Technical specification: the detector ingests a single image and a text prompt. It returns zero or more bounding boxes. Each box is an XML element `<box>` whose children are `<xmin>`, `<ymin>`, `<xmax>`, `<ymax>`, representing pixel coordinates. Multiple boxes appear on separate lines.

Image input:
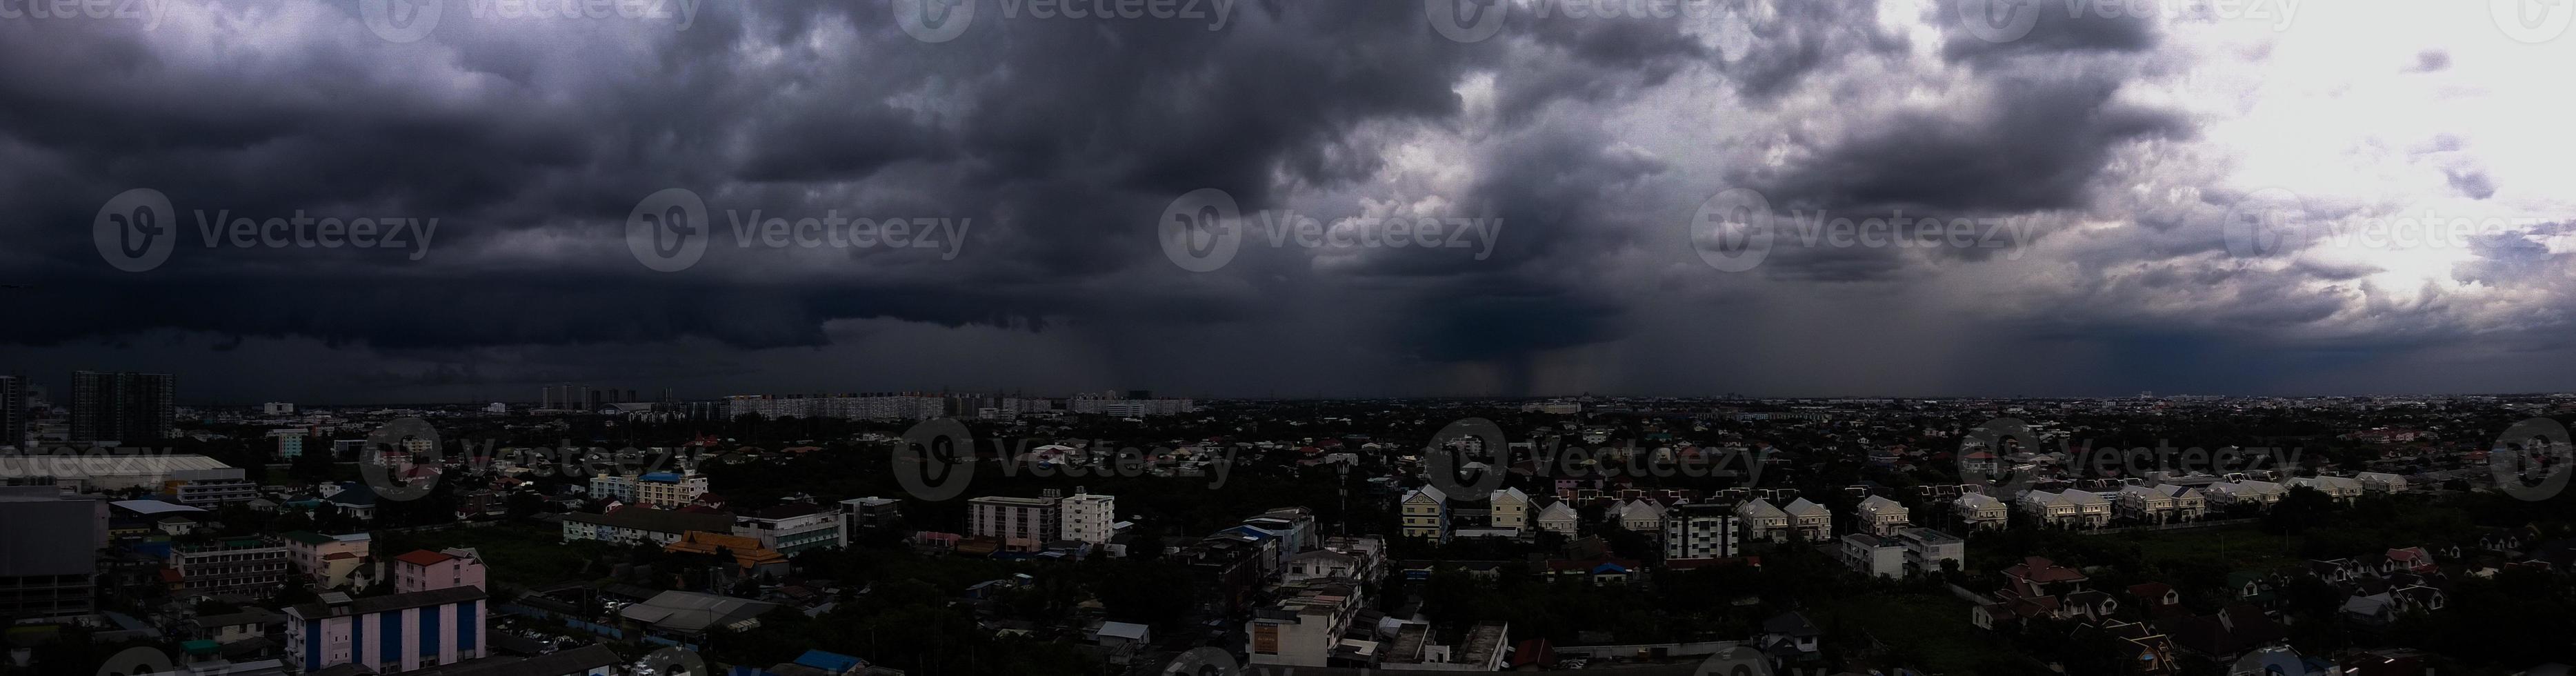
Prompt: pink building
<box><xmin>391</xmin><ymin>548</ymin><xmax>487</xmax><ymax>594</ymax></box>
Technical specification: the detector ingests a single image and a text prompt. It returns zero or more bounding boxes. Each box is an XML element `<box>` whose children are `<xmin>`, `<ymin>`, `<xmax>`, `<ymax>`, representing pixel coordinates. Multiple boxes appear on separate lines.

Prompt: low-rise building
<box><xmin>169</xmin><ymin>536</ymin><xmax>290</xmax><ymax>598</ymax></box>
<box><xmin>559</xmin><ymin>506</ymin><xmax>737</xmax><ymax>546</ymax></box>
<box><xmin>1737</xmin><ymin>499</ymin><xmax>1791</xmax><ymax>542</ymax></box>
<box><xmin>282</xmin><ymin>531</ymin><xmax>372</xmax><ymax>589</ymax></box>
<box><xmin>1784</xmin><ymin>497</ymin><xmax>1833</xmax><ymax>541</ymax></box>
<box><xmin>1855</xmin><ymin>495</ymin><xmax>1910</xmax><ymax>535</ymax></box>
<box><xmin>1532</xmin><ymin>501</ymin><xmax>1578</xmax><ymax>538</ymax></box>
<box><xmin>1244</xmin><ymin>580</ymin><xmax>1369</xmax><ymax>668</ymax></box>
<box><xmin>1955</xmin><ymin>492</ymin><xmax>2009</xmax><ymax>530</ymax></box>
<box><xmin>1488</xmin><ymin>488</ymin><xmax>1529</xmax><ymax>532</ymax></box>
<box><xmin>968</xmin><ymin>495</ymin><xmax>1061</xmax><ymax>553</ymax></box>
<box><xmin>286</xmin><ymin>588</ymin><xmax>488</xmax><ymax>674</ymax></box>
<box><xmin>392</xmin><ymin>548</ymin><xmax>487</xmax><ymax>594</ymax></box>
<box><xmin>2205</xmin><ymin>480</ymin><xmax>2285</xmax><ymax>509</ymax></box>
<box><xmin>1661</xmin><ymin>503</ymin><xmax>1739</xmax><ymax>562</ymax></box>
<box><xmin>1399</xmin><ymin>486</ymin><xmax>1449</xmax><ymax>543</ymax></box>
<box><xmin>2286</xmin><ymin>475</ymin><xmax>2364</xmax><ymax>503</ymax></box>
<box><xmin>732</xmin><ymin>502</ymin><xmax>843</xmax><ymax>555</ymax></box>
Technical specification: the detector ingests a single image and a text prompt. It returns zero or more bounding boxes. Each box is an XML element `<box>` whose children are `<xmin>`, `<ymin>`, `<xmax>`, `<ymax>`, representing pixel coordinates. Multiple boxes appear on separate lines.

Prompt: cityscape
<box><xmin>0</xmin><ymin>375</ymin><xmax>2569</xmax><ymax>675</ymax></box>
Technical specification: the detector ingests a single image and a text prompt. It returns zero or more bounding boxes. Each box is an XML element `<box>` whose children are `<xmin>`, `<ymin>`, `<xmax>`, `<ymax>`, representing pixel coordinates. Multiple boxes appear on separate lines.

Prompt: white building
<box><xmin>1615</xmin><ymin>499</ymin><xmax>1664</xmax><ymax>533</ymax></box>
<box><xmin>2288</xmin><ymin>475</ymin><xmax>2365</xmax><ymax>502</ymax></box>
<box><xmin>1245</xmin><ymin>581</ymin><xmax>1368</xmax><ymax>668</ymax></box>
<box><xmin>588</xmin><ymin>470</ymin><xmax>711</xmax><ymax>509</ymax></box>
<box><xmin>1061</xmin><ymin>488</ymin><xmax>1116</xmax><ymax>546</ymax></box>
<box><xmin>1399</xmin><ymin>486</ymin><xmax>1448</xmax><ymax>542</ymax></box>
<box><xmin>732</xmin><ymin>502</ymin><xmax>843</xmax><ymax>555</ymax></box>
<box><xmin>2116</xmin><ymin>485</ymin><xmax>2180</xmax><ymax>524</ymax></box>
<box><xmin>286</xmin><ymin>588</ymin><xmax>488</xmax><ymax>674</ymax></box>
<box><xmin>2020</xmin><ymin>490</ymin><xmax>2110</xmax><ymax>528</ymax></box>
<box><xmin>1784</xmin><ymin>497</ymin><xmax>1833</xmax><ymax>541</ymax></box>
<box><xmin>1488</xmin><ymin>488</ymin><xmax>1529</xmax><ymax>532</ymax></box>
<box><xmin>1532</xmin><ymin>501</ymin><xmax>1579</xmax><ymax>537</ymax></box>
<box><xmin>1841</xmin><ymin>526</ymin><xmax>1964</xmax><ymax>579</ymax></box>
<box><xmin>2205</xmin><ymin>480</ymin><xmax>2286</xmax><ymax>509</ymax></box>
<box><xmin>2355</xmin><ymin>472</ymin><xmax>2409</xmax><ymax>494</ymax></box>
<box><xmin>1736</xmin><ymin>499</ymin><xmax>1791</xmax><ymax>542</ymax></box>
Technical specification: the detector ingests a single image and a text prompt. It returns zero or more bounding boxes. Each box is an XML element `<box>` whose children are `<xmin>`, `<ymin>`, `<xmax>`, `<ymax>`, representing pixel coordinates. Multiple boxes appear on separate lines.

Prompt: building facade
<box><xmin>1060</xmin><ymin>489</ymin><xmax>1116</xmax><ymax>546</ymax></box>
<box><xmin>732</xmin><ymin>503</ymin><xmax>843</xmax><ymax>555</ymax></box>
<box><xmin>70</xmin><ymin>371</ymin><xmax>174</xmax><ymax>445</ymax></box>
<box><xmin>170</xmin><ymin>536</ymin><xmax>291</xmax><ymax>598</ymax></box>
<box><xmin>968</xmin><ymin>496</ymin><xmax>1061</xmax><ymax>551</ymax></box>
<box><xmin>287</xmin><ymin>588</ymin><xmax>488</xmax><ymax>674</ymax></box>
<box><xmin>393</xmin><ymin>548</ymin><xmax>488</xmax><ymax>594</ymax></box>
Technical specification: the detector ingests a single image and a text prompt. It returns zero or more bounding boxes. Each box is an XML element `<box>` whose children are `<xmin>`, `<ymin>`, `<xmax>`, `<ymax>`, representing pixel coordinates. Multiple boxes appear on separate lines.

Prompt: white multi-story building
<box><xmin>2021</xmin><ymin>490</ymin><xmax>2110</xmax><ymax>528</ymax></box>
<box><xmin>169</xmin><ymin>536</ymin><xmax>291</xmax><ymax>598</ymax></box>
<box><xmin>590</xmin><ymin>470</ymin><xmax>710</xmax><ymax>508</ymax></box>
<box><xmin>1616</xmin><ymin>499</ymin><xmax>1664</xmax><ymax>533</ymax></box>
<box><xmin>1842</xmin><ymin>527</ymin><xmax>1965</xmax><ymax>579</ymax></box>
<box><xmin>1246</xmin><ymin>581</ymin><xmax>1367</xmax><ymax>668</ymax></box>
<box><xmin>1399</xmin><ymin>486</ymin><xmax>1448</xmax><ymax>543</ymax></box>
<box><xmin>1855</xmin><ymin>495</ymin><xmax>1910</xmax><ymax>535</ymax></box>
<box><xmin>1060</xmin><ymin>488</ymin><xmax>1116</xmax><ymax>546</ymax></box>
<box><xmin>286</xmin><ymin>588</ymin><xmax>488</xmax><ymax>674</ymax></box>
<box><xmin>2116</xmin><ymin>485</ymin><xmax>2180</xmax><ymax>524</ymax></box>
<box><xmin>1955</xmin><ymin>493</ymin><xmax>2008</xmax><ymax>530</ymax></box>
<box><xmin>969</xmin><ymin>495</ymin><xmax>1061</xmax><ymax>551</ymax></box>
<box><xmin>1661</xmin><ymin>504</ymin><xmax>1738</xmax><ymax>561</ymax></box>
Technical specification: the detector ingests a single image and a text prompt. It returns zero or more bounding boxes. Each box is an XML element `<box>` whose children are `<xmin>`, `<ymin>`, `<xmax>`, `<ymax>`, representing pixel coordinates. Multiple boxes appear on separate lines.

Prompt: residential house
<box><xmin>392</xmin><ymin>548</ymin><xmax>487</xmax><ymax>594</ymax></box>
<box><xmin>1489</xmin><ymin>488</ymin><xmax>1529</xmax><ymax>532</ymax></box>
<box><xmin>2154</xmin><ymin>604</ymin><xmax>2286</xmax><ymax>666</ymax></box>
<box><xmin>1532</xmin><ymin>501</ymin><xmax>1578</xmax><ymax>538</ymax></box>
<box><xmin>1615</xmin><ymin>498</ymin><xmax>1663</xmax><ymax>533</ymax></box>
<box><xmin>1736</xmin><ymin>499</ymin><xmax>1791</xmax><ymax>543</ymax></box>
<box><xmin>2204</xmin><ymin>481</ymin><xmax>2285</xmax><ymax>510</ymax></box>
<box><xmin>1976</xmin><ymin>557</ymin><xmax>2099</xmax><ymax>630</ymax></box>
<box><xmin>1955</xmin><ymin>493</ymin><xmax>2008</xmax><ymax>530</ymax></box>
<box><xmin>1855</xmin><ymin>495</ymin><xmax>1910</xmax><ymax>536</ymax></box>
<box><xmin>2021</xmin><ymin>490</ymin><xmax>2109</xmax><ymax>528</ymax></box>
<box><xmin>2287</xmin><ymin>475</ymin><xmax>2365</xmax><ymax>503</ymax></box>
<box><xmin>1783</xmin><ymin>497</ymin><xmax>1833</xmax><ymax>541</ymax></box>
<box><xmin>2355</xmin><ymin>472</ymin><xmax>2409</xmax><ymax>494</ymax></box>
<box><xmin>281</xmin><ymin>530</ymin><xmax>372</xmax><ymax>589</ymax></box>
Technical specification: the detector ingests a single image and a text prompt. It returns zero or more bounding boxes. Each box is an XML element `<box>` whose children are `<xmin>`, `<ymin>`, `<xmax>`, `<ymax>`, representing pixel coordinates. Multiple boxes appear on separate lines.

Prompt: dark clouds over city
<box><xmin>2</xmin><ymin>0</ymin><xmax>2572</xmax><ymax>403</ymax></box>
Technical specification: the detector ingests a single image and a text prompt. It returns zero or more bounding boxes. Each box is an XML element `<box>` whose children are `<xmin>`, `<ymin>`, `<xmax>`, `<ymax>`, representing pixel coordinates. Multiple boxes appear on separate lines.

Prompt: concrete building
<box><xmin>1244</xmin><ymin>580</ymin><xmax>1368</xmax><ymax>668</ymax></box>
<box><xmin>166</xmin><ymin>467</ymin><xmax>257</xmax><ymax>506</ymax></box>
<box><xmin>282</xmin><ymin>530</ymin><xmax>373</xmax><ymax>589</ymax></box>
<box><xmin>588</xmin><ymin>470</ymin><xmax>710</xmax><ymax>509</ymax></box>
<box><xmin>392</xmin><ymin>548</ymin><xmax>487</xmax><ymax>594</ymax></box>
<box><xmin>1381</xmin><ymin>621</ymin><xmax>1510</xmax><ymax>671</ymax></box>
<box><xmin>0</xmin><ymin>486</ymin><xmax>101</xmax><ymax>620</ymax></box>
<box><xmin>1855</xmin><ymin>495</ymin><xmax>1910</xmax><ymax>535</ymax></box>
<box><xmin>1660</xmin><ymin>503</ymin><xmax>1738</xmax><ymax>561</ymax></box>
<box><xmin>1060</xmin><ymin>488</ymin><xmax>1116</xmax><ymax>546</ymax></box>
<box><xmin>968</xmin><ymin>495</ymin><xmax>1061</xmax><ymax>552</ymax></box>
<box><xmin>2205</xmin><ymin>480</ymin><xmax>2285</xmax><ymax>509</ymax></box>
<box><xmin>732</xmin><ymin>502</ymin><xmax>842</xmax><ymax>555</ymax></box>
<box><xmin>1736</xmin><ymin>498</ymin><xmax>1791</xmax><ymax>542</ymax></box>
<box><xmin>286</xmin><ymin>587</ymin><xmax>488</xmax><ymax>673</ymax></box>
<box><xmin>169</xmin><ymin>536</ymin><xmax>291</xmax><ymax>599</ymax></box>
<box><xmin>1398</xmin><ymin>486</ymin><xmax>1448</xmax><ymax>543</ymax></box>
<box><xmin>1842</xmin><ymin>527</ymin><xmax>1964</xmax><ymax>579</ymax></box>
<box><xmin>0</xmin><ymin>375</ymin><xmax>24</xmax><ymax>449</ymax></box>
<box><xmin>0</xmin><ymin>453</ymin><xmax>234</xmax><ymax>492</ymax></box>
<box><xmin>837</xmin><ymin>496</ymin><xmax>902</xmax><ymax>536</ymax></box>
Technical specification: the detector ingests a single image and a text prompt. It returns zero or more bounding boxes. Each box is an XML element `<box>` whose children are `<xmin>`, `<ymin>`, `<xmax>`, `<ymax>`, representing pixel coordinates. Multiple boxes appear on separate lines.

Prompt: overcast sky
<box><xmin>3</xmin><ymin>0</ymin><xmax>2573</xmax><ymax>403</ymax></box>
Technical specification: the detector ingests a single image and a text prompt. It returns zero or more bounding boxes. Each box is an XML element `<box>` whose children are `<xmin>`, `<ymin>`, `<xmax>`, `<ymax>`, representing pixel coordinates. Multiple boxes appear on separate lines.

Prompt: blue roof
<box><xmin>641</xmin><ymin>472</ymin><xmax>683</xmax><ymax>482</ymax></box>
<box><xmin>794</xmin><ymin>650</ymin><xmax>865</xmax><ymax>671</ymax></box>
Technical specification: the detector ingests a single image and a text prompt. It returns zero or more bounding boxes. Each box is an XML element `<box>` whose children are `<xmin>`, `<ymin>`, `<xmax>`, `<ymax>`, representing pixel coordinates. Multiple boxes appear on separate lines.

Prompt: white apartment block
<box><xmin>1061</xmin><ymin>488</ymin><xmax>1116</xmax><ymax>545</ymax></box>
<box><xmin>588</xmin><ymin>470</ymin><xmax>712</xmax><ymax>508</ymax></box>
<box><xmin>1841</xmin><ymin>527</ymin><xmax>1964</xmax><ymax>579</ymax></box>
<box><xmin>1661</xmin><ymin>504</ymin><xmax>1739</xmax><ymax>561</ymax></box>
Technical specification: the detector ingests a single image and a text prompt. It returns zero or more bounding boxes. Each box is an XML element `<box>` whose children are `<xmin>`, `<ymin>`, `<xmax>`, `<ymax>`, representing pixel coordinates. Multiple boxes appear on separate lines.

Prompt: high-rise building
<box><xmin>70</xmin><ymin>371</ymin><xmax>174</xmax><ymax>445</ymax></box>
<box><xmin>0</xmin><ymin>487</ymin><xmax>103</xmax><ymax>622</ymax></box>
<box><xmin>0</xmin><ymin>375</ymin><xmax>25</xmax><ymax>449</ymax></box>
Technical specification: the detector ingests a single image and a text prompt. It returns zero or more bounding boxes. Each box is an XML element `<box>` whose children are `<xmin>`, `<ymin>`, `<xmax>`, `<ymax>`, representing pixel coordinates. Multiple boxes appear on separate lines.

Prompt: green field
<box><xmin>2109</xmin><ymin>524</ymin><xmax>2303</xmax><ymax>572</ymax></box>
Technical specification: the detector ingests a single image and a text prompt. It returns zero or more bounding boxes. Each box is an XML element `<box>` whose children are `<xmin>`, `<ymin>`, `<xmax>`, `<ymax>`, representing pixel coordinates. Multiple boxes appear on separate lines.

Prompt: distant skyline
<box><xmin>6</xmin><ymin>2</ymin><xmax>2573</xmax><ymax>402</ymax></box>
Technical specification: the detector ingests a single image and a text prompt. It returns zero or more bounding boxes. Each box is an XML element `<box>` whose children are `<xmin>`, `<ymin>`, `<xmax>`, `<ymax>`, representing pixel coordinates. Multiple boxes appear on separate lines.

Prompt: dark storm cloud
<box><xmin>1939</xmin><ymin>0</ymin><xmax>2160</xmax><ymax>63</ymax></box>
<box><xmin>1761</xmin><ymin>76</ymin><xmax>2186</xmax><ymax>214</ymax></box>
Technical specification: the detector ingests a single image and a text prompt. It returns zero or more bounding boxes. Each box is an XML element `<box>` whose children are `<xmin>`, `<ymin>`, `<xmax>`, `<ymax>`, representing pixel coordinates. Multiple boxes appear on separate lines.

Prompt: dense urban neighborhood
<box><xmin>3</xmin><ymin>375</ymin><xmax>2573</xmax><ymax>675</ymax></box>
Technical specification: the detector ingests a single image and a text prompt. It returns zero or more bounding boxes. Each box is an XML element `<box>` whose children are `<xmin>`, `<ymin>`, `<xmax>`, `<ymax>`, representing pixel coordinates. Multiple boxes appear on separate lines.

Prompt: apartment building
<box><xmin>170</xmin><ymin>536</ymin><xmax>292</xmax><ymax>598</ymax></box>
<box><xmin>1061</xmin><ymin>488</ymin><xmax>1117</xmax><ymax>546</ymax></box>
<box><xmin>968</xmin><ymin>495</ymin><xmax>1061</xmax><ymax>552</ymax></box>
<box><xmin>559</xmin><ymin>506</ymin><xmax>737</xmax><ymax>546</ymax></box>
<box><xmin>1398</xmin><ymin>486</ymin><xmax>1448</xmax><ymax>543</ymax></box>
<box><xmin>392</xmin><ymin>548</ymin><xmax>487</xmax><ymax>594</ymax></box>
<box><xmin>1245</xmin><ymin>580</ymin><xmax>1369</xmax><ymax>668</ymax></box>
<box><xmin>1661</xmin><ymin>504</ymin><xmax>1739</xmax><ymax>561</ymax></box>
<box><xmin>281</xmin><ymin>530</ymin><xmax>372</xmax><ymax>589</ymax></box>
